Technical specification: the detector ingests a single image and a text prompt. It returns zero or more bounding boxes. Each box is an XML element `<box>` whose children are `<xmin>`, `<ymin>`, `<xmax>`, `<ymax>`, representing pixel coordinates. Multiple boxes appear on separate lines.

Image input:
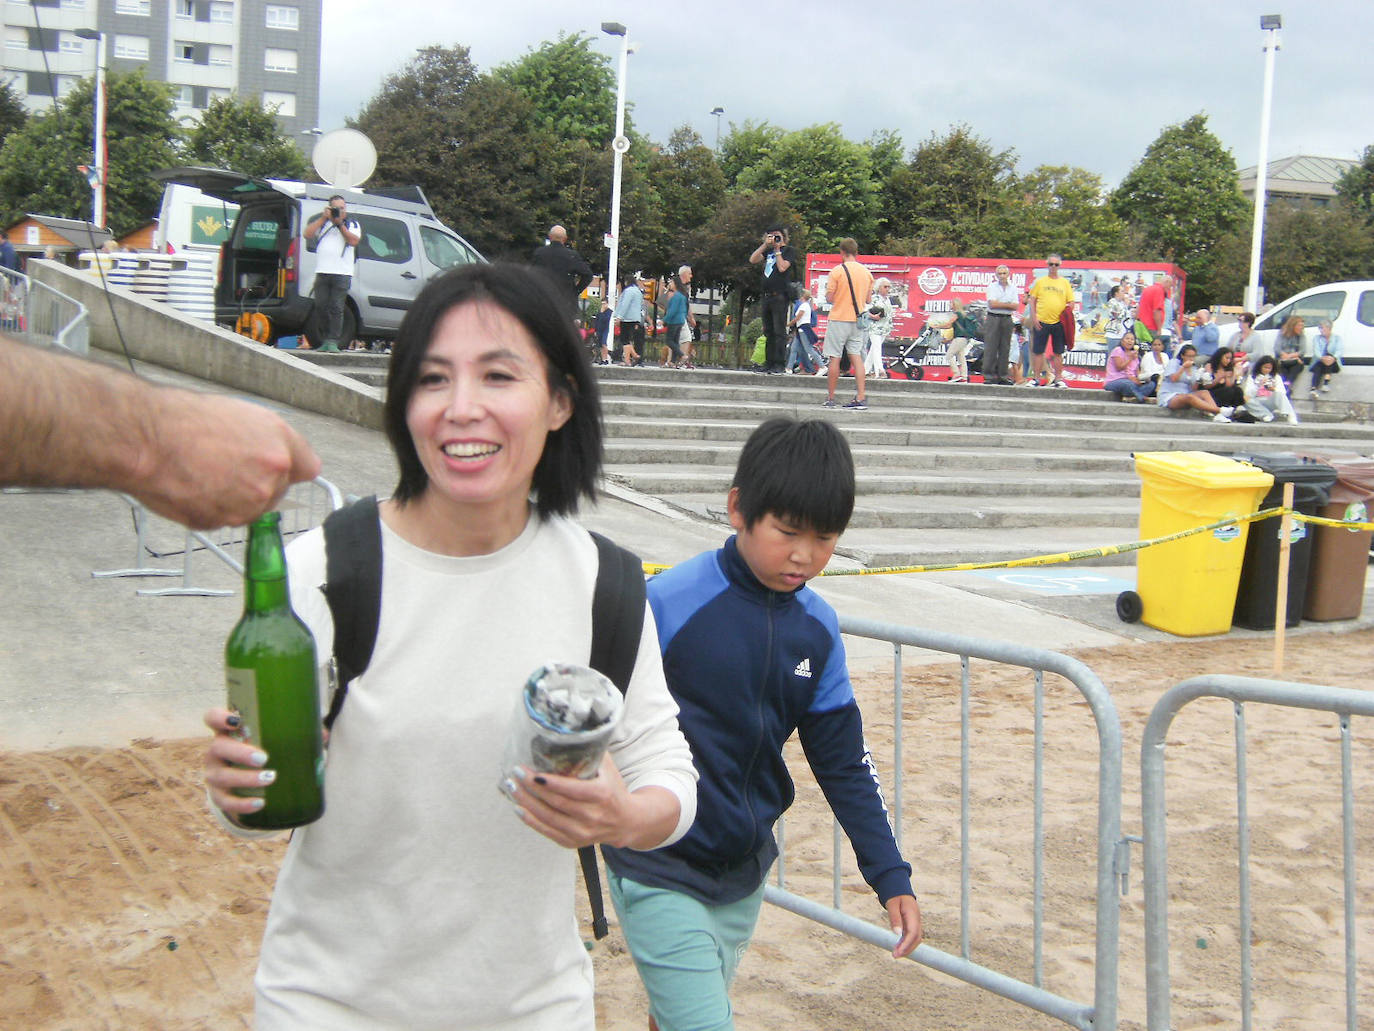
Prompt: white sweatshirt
<box><xmin>234</xmin><ymin>513</ymin><xmax>696</xmax><ymax>1030</ymax></box>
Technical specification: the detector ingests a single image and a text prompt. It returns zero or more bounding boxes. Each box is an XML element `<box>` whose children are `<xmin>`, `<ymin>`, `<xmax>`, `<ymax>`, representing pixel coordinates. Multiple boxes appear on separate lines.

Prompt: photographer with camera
<box><xmin>303</xmin><ymin>194</ymin><xmax>361</xmax><ymax>352</ymax></box>
<box><xmin>749</xmin><ymin>225</ymin><xmax>796</xmax><ymax>374</ymax></box>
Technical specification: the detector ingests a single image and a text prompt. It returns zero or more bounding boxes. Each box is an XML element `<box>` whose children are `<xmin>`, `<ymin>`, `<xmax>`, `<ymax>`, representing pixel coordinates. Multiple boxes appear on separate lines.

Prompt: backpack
<box><xmin>318</xmin><ymin>496</ymin><xmax>647</xmax><ymax>940</ymax></box>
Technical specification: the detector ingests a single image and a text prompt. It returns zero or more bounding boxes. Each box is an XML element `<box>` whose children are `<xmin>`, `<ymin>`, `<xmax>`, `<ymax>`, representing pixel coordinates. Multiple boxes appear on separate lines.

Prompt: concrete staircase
<box><xmin>292</xmin><ymin>352</ymin><xmax>1374</xmax><ymax>570</ymax></box>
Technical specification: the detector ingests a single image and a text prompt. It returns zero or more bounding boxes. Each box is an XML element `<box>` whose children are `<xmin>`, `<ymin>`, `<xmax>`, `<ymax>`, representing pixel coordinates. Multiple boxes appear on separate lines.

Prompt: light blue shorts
<box><xmin>608</xmin><ymin>871</ymin><xmax>767</xmax><ymax>1031</ymax></box>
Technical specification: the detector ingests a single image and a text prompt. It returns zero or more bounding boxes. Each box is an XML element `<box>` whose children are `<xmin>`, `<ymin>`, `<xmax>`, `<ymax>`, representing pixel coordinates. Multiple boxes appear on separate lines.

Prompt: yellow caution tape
<box><xmin>639</xmin><ymin>506</ymin><xmax>1374</xmax><ymax>578</ymax></box>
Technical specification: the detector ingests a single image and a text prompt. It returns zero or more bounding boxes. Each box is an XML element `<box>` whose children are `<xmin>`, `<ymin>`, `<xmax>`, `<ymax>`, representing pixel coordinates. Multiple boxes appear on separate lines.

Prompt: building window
<box><xmin>208</xmin><ymin>43</ymin><xmax>231</xmax><ymax>66</ymax></box>
<box><xmin>261</xmin><ymin>89</ymin><xmax>294</xmax><ymax>117</ymax></box>
<box><xmin>58</xmin><ymin>32</ymin><xmax>84</xmax><ymax>54</ymax></box>
<box><xmin>59</xmin><ymin>0</ymin><xmax>86</xmax><ymax>9</ymax></box>
<box><xmin>210</xmin><ymin>1</ymin><xmax>233</xmax><ymax>22</ymax></box>
<box><xmin>25</xmin><ymin>71</ymin><xmax>54</xmax><ymax>96</ymax></box>
<box><xmin>263</xmin><ymin>47</ymin><xmax>296</xmax><ymax>73</ymax></box>
<box><xmin>174</xmin><ymin>83</ymin><xmax>193</xmax><ymax>106</ymax></box>
<box><xmin>5</xmin><ymin>27</ymin><xmax>27</xmax><ymax>50</ymax></box>
<box><xmin>175</xmin><ymin>0</ymin><xmax>193</xmax><ymax>16</ymax></box>
<box><xmin>265</xmin><ymin>4</ymin><xmax>297</xmax><ymax>29</ymax></box>
<box><xmin>208</xmin><ymin>86</ymin><xmax>230</xmax><ymax>102</ymax></box>
<box><xmin>113</xmin><ymin>34</ymin><xmax>149</xmax><ymax>60</ymax></box>
<box><xmin>56</xmin><ymin>74</ymin><xmax>78</xmax><ymax>96</ymax></box>
<box><xmin>115</xmin><ymin>0</ymin><xmax>150</xmax><ymax>12</ymax></box>
<box><xmin>175</xmin><ymin>42</ymin><xmax>194</xmax><ymax>62</ymax></box>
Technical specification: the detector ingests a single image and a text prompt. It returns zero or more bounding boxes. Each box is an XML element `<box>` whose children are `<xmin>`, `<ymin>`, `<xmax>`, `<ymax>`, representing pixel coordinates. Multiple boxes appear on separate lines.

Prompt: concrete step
<box><xmin>604</xmin><ymin>439</ymin><xmax>1133</xmax><ymax>473</ymax></box>
<box><xmin>606</xmin><ymin>465</ymin><xmax>1141</xmax><ymax>498</ymax></box>
<box><xmin>664</xmin><ymin>492</ymin><xmax>1141</xmax><ymax>531</ymax></box>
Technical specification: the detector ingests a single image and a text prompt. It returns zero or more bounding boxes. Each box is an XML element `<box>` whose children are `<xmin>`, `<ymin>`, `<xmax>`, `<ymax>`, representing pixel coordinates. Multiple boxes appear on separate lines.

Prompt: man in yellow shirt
<box><xmin>1026</xmin><ymin>254</ymin><xmax>1075</xmax><ymax>387</ymax></box>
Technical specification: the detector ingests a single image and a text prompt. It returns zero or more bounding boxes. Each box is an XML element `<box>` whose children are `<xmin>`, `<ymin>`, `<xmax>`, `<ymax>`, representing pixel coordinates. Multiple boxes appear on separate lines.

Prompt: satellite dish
<box><xmin>312</xmin><ymin>129</ymin><xmax>377</xmax><ymax>189</ymax></box>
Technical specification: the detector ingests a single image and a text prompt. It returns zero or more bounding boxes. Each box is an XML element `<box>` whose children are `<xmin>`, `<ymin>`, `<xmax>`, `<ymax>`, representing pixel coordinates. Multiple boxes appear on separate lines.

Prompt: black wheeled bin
<box><xmin>1212</xmin><ymin>453</ymin><xmax>1337</xmax><ymax>630</ymax></box>
<box><xmin>1292</xmin><ymin>451</ymin><xmax>1374</xmax><ymax>621</ymax></box>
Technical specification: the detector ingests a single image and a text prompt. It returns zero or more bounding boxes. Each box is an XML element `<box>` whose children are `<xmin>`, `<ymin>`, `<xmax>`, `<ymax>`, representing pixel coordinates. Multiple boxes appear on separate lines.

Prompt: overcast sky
<box><xmin>318</xmin><ymin>1</ymin><xmax>1372</xmax><ymax>191</ymax></box>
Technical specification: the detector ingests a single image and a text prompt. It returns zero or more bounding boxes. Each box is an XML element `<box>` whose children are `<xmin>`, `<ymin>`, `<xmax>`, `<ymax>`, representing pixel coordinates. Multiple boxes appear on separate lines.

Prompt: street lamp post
<box><xmin>73</xmin><ymin>28</ymin><xmax>105</xmax><ymax>229</ymax></box>
<box><xmin>710</xmin><ymin>106</ymin><xmax>724</xmax><ymax>151</ymax></box>
<box><xmin>1245</xmin><ymin>14</ymin><xmax>1282</xmax><ymax>313</ymax></box>
<box><xmin>601</xmin><ymin>21</ymin><xmax>630</xmax><ymax>318</ymax></box>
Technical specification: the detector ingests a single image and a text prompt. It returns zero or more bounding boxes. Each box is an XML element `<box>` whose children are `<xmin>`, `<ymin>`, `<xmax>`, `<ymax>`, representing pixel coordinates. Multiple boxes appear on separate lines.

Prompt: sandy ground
<box><xmin>2</xmin><ymin>630</ymin><xmax>1371</xmax><ymax>1030</ymax></box>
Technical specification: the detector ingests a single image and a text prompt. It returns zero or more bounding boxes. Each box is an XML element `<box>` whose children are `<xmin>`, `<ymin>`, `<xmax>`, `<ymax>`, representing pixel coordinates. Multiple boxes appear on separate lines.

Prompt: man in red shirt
<box><xmin>1135</xmin><ymin>276</ymin><xmax>1170</xmax><ymax>343</ymax></box>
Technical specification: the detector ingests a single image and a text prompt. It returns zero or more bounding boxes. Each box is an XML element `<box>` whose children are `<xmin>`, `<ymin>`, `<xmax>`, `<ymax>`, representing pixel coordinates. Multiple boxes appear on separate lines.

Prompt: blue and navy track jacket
<box><xmin>603</xmin><ymin>536</ymin><xmax>913</xmax><ymax>907</ymax></box>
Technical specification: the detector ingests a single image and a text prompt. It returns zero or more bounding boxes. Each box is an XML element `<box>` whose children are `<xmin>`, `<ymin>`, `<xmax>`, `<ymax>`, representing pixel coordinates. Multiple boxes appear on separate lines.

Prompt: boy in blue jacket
<box><xmin>603</xmin><ymin>417</ymin><xmax>922</xmax><ymax>1031</ymax></box>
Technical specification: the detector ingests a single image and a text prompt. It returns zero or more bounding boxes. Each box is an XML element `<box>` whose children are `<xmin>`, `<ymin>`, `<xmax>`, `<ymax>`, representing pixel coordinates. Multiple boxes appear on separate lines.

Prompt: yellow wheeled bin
<box><xmin>1123</xmin><ymin>451</ymin><xmax>1274</xmax><ymax>636</ymax></box>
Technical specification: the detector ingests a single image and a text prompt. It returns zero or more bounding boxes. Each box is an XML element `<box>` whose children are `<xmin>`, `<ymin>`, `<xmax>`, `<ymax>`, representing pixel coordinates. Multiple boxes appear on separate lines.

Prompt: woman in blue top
<box><xmin>1156</xmin><ymin>343</ymin><xmax>1234</xmax><ymax>422</ymax></box>
<box><xmin>660</xmin><ymin>279</ymin><xmax>689</xmax><ymax>368</ymax></box>
<box><xmin>1307</xmin><ymin>319</ymin><xmax>1343</xmax><ymax>397</ymax></box>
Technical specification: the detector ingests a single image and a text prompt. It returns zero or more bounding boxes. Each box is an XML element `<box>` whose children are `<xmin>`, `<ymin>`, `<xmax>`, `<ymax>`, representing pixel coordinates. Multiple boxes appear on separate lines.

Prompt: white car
<box><xmin>1244</xmin><ymin>281</ymin><xmax>1374</xmax><ymax>402</ymax></box>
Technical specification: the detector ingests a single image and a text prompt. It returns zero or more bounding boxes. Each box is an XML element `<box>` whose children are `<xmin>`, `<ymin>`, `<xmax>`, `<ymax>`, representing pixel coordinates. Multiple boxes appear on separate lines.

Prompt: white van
<box><xmin>1247</xmin><ymin>281</ymin><xmax>1374</xmax><ymax>402</ymax></box>
<box><xmin>154</xmin><ymin>167</ymin><xmax>485</xmax><ymax>345</ymax></box>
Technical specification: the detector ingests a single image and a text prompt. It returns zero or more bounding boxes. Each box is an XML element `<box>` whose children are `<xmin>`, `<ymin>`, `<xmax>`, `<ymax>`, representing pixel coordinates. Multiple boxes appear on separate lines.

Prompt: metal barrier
<box><xmin>766</xmin><ymin>615</ymin><xmax>1124</xmax><ymax>1031</ymax></box>
<box><xmin>93</xmin><ymin>477</ymin><xmax>343</xmax><ymax>595</ymax></box>
<box><xmin>0</xmin><ymin>265</ymin><xmax>89</xmax><ymax>355</ymax></box>
<box><xmin>1141</xmin><ymin>675</ymin><xmax>1374</xmax><ymax>1031</ymax></box>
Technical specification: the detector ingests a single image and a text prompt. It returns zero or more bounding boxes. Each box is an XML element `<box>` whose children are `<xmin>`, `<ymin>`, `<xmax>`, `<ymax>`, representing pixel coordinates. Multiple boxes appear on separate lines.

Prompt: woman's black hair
<box><xmin>1251</xmin><ymin>353</ymin><xmax>1278</xmax><ymax>376</ymax></box>
<box><xmin>1207</xmin><ymin>347</ymin><xmax>1234</xmax><ymax>371</ymax></box>
<box><xmin>731</xmin><ymin>418</ymin><xmax>855</xmax><ymax>536</ymax></box>
<box><xmin>383</xmin><ymin>262</ymin><xmax>603</xmax><ymax>518</ymax></box>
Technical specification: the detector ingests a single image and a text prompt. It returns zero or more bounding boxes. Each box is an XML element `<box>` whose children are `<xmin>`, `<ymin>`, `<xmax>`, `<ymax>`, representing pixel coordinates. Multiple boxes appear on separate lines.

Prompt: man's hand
<box><xmin>134</xmin><ymin>389</ymin><xmax>321</xmax><ymax>529</ymax></box>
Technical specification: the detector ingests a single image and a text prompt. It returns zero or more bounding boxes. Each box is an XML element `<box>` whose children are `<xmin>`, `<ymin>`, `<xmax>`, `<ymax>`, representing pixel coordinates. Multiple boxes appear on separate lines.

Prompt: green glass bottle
<box><xmin>224</xmin><ymin>511</ymin><xmax>325</xmax><ymax>829</ymax></box>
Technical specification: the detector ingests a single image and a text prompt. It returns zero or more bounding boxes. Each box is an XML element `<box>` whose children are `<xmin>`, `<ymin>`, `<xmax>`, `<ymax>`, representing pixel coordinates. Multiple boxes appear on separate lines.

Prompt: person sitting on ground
<box><xmin>946</xmin><ymin>296</ymin><xmax>978</xmax><ymax>383</ymax></box>
<box><xmin>1307</xmin><ymin>318</ymin><xmax>1343</xmax><ymax>398</ymax></box>
<box><xmin>1274</xmin><ymin>315</ymin><xmax>1308</xmax><ymax>391</ymax></box>
<box><xmin>1156</xmin><ymin>343</ymin><xmax>1234</xmax><ymax>422</ymax></box>
<box><xmin>605</xmin><ymin>417</ymin><xmax>922</xmax><ymax>1031</ymax></box>
<box><xmin>1225</xmin><ymin>310</ymin><xmax>1257</xmax><ymax>357</ymax></box>
<box><xmin>1137</xmin><ymin>333</ymin><xmax>1169</xmax><ymax>398</ymax></box>
<box><xmin>1104</xmin><ymin>329</ymin><xmax>1150</xmax><ymax>402</ymax></box>
<box><xmin>865</xmin><ymin>278</ymin><xmax>895</xmax><ymax>380</ymax></box>
<box><xmin>1198</xmin><ymin>347</ymin><xmax>1246</xmax><ymax>413</ymax></box>
<box><xmin>1241</xmin><ymin>353</ymin><xmax>1299</xmax><ymax>424</ymax></box>
<box><xmin>202</xmin><ymin>262</ymin><xmax>697</xmax><ymax>1030</ymax></box>
<box><xmin>1190</xmin><ymin>308</ymin><xmax>1220</xmax><ymax>358</ymax></box>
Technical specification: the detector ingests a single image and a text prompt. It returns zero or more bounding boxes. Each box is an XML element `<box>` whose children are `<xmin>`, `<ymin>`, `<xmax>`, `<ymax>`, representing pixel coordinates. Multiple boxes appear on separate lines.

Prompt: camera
<box><xmin>329</xmin><ymin>206</ymin><xmax>341</xmax><ymax>219</ymax></box>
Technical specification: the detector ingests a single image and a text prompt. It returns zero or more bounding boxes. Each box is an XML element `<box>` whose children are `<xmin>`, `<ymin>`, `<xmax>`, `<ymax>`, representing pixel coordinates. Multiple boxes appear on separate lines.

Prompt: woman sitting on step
<box><xmin>1156</xmin><ymin>343</ymin><xmax>1235</xmax><ymax>423</ymax></box>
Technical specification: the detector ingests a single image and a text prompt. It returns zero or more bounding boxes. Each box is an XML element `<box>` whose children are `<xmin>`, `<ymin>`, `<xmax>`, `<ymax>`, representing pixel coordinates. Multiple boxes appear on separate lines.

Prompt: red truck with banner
<box><xmin>803</xmin><ymin>254</ymin><xmax>1186</xmax><ymax>389</ymax></box>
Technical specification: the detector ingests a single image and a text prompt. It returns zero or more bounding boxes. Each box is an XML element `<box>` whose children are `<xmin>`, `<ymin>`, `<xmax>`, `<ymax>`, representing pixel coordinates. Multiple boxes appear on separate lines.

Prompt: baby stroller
<box><xmin>880</xmin><ymin>323</ymin><xmax>943</xmax><ymax>380</ymax></box>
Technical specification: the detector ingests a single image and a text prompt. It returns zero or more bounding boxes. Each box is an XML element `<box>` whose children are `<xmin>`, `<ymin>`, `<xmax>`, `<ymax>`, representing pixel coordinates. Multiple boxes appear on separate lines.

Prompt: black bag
<box><xmin>319</xmin><ymin>497</ymin><xmax>646</xmax><ymax>940</ymax></box>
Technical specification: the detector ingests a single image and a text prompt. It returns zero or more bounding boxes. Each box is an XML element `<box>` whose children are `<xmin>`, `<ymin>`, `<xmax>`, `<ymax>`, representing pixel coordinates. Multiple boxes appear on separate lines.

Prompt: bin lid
<box><xmin>1134</xmin><ymin>451</ymin><xmax>1274</xmax><ymax>489</ymax></box>
<box><xmin>1291</xmin><ymin>450</ymin><xmax>1374</xmax><ymax>506</ymax></box>
<box><xmin>1211</xmin><ymin>451</ymin><xmax>1338</xmax><ymax>508</ymax></box>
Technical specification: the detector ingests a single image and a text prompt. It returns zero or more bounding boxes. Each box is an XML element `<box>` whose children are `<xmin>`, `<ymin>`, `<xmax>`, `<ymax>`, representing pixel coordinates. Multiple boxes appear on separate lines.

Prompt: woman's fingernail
<box><xmin>500</xmin><ymin>778</ymin><xmax>518</xmax><ymax>797</ymax></box>
<box><xmin>226</xmin><ymin>713</ymin><xmax>242</xmax><ymax>728</ymax></box>
<box><xmin>533</xmin><ymin>775</ymin><xmax>548</xmax><ymax>786</ymax></box>
<box><xmin>246</xmin><ymin>798</ymin><xmax>266</xmax><ymax>810</ymax></box>
<box><xmin>250</xmin><ymin>750</ymin><xmax>268</xmax><ymax>767</ymax></box>
<box><xmin>512</xmin><ymin>767</ymin><xmax>527</xmax><ymax>780</ymax></box>
<box><xmin>257</xmin><ymin>769</ymin><xmax>277</xmax><ymax>785</ymax></box>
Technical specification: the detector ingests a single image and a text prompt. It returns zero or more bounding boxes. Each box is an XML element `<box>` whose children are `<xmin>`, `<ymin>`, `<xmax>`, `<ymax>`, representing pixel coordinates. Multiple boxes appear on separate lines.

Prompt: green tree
<box><xmin>992</xmin><ymin>165</ymin><xmax>1128</xmax><ymax>260</ymax></box>
<box><xmin>0</xmin><ymin>70</ymin><xmax>179</xmax><ymax>235</ymax></box>
<box><xmin>183</xmin><ymin>95</ymin><xmax>308</xmax><ymax>179</ymax></box>
<box><xmin>1250</xmin><ymin>200</ymin><xmax>1374</xmax><ymax>303</ymax></box>
<box><xmin>1111</xmin><ymin>113</ymin><xmax>1248</xmax><ymax>303</ymax></box>
<box><xmin>0</xmin><ymin>80</ymin><xmax>26</xmax><ymax>152</ymax></box>
<box><xmin>735</xmin><ymin>123</ymin><xmax>877</xmax><ymax>249</ymax></box>
<box><xmin>494</xmin><ymin>32</ymin><xmax>618</xmax><ymax>147</ymax></box>
<box><xmin>718</xmin><ymin>120</ymin><xmax>784</xmax><ymax>188</ymax></box>
<box><xmin>880</xmin><ymin>124</ymin><xmax>1018</xmax><ymax>254</ymax></box>
<box><xmin>1334</xmin><ymin>144</ymin><xmax>1374</xmax><ymax>222</ymax></box>
<box><xmin>648</xmin><ymin>126</ymin><xmax>726</xmax><ymax>273</ymax></box>
<box><xmin>352</xmin><ymin>45</ymin><xmax>558</xmax><ymax>260</ymax></box>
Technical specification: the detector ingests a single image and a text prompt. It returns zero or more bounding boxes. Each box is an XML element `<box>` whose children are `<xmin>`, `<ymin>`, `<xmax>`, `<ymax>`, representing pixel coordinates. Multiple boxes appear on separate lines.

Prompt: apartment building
<box><xmin>1</xmin><ymin>0</ymin><xmax>321</xmax><ymax>141</ymax></box>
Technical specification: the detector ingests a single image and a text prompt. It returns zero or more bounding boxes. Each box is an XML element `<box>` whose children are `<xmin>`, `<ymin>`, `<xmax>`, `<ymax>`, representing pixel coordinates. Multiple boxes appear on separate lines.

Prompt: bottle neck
<box><xmin>243</xmin><ymin>513</ymin><xmax>291</xmax><ymax>614</ymax></box>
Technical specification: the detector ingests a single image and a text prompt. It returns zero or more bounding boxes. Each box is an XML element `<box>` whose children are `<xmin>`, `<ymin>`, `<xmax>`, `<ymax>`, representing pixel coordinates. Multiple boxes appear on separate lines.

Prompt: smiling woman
<box><xmin>201</xmin><ymin>263</ymin><xmax>697</xmax><ymax>1031</ymax></box>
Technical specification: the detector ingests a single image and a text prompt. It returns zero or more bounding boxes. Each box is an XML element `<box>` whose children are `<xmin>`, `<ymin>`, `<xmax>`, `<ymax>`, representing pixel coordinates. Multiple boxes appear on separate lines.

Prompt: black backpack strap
<box><xmin>319</xmin><ymin>496</ymin><xmax>382</xmax><ymax>732</ymax></box>
<box><xmin>582</xmin><ymin>531</ymin><xmax>647</xmax><ymax>939</ymax></box>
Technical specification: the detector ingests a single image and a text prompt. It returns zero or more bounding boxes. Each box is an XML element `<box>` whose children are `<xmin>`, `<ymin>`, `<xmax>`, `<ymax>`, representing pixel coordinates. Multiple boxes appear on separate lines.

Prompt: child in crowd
<box><xmin>604</xmin><ymin>418</ymin><xmax>922</xmax><ymax>1031</ymax></box>
<box><xmin>1137</xmin><ymin>333</ymin><xmax>1170</xmax><ymax>398</ymax></box>
<box><xmin>1242</xmin><ymin>353</ymin><xmax>1300</xmax><ymax>424</ymax></box>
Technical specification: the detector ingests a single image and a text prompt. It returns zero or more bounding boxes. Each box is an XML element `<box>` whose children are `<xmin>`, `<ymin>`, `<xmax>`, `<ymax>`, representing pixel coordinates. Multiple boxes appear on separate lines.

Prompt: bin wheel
<box><xmin>1116</xmin><ymin>590</ymin><xmax>1143</xmax><ymax>623</ymax></box>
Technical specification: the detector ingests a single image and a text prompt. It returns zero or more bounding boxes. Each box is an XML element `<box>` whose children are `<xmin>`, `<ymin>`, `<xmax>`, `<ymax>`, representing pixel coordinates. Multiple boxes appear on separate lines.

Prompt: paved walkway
<box><xmin>2</xmin><ymin>353</ymin><xmax>1367</xmax><ymax>751</ymax></box>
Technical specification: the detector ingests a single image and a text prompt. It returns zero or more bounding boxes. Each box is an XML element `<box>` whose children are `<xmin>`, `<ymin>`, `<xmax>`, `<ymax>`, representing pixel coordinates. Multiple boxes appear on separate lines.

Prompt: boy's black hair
<box><xmin>384</xmin><ymin>261</ymin><xmax>603</xmax><ymax>518</ymax></box>
<box><xmin>731</xmin><ymin>418</ymin><xmax>855</xmax><ymax>536</ymax></box>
